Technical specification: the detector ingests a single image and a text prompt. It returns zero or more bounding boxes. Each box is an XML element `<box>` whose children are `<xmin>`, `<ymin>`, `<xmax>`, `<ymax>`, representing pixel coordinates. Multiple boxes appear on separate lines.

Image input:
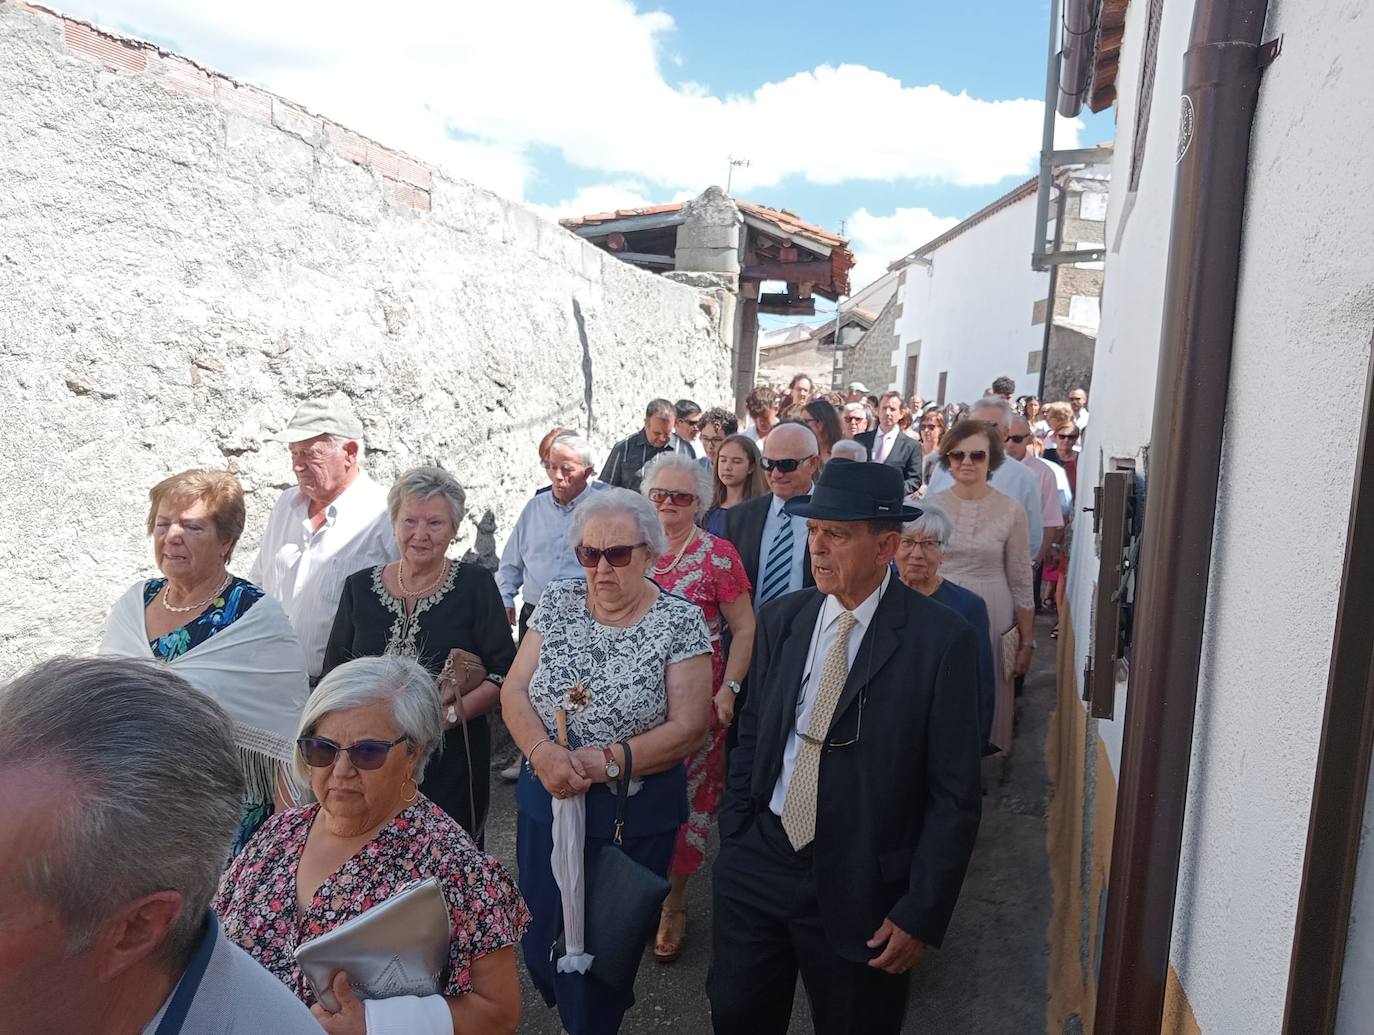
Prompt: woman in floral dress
<box><xmin>639</xmin><ymin>453</ymin><xmax>755</xmax><ymax>963</ymax></box>
<box><xmin>216</xmin><ymin>655</ymin><xmax>528</xmax><ymax>1033</ymax></box>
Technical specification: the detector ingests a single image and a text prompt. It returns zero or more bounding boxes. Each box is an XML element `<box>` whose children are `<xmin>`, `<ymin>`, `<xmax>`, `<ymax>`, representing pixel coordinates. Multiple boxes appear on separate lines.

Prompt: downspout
<box><xmin>1037</xmin><ymin>180</ymin><xmax>1067</xmax><ymax>402</ymax></box>
<box><xmin>1092</xmin><ymin>2</ymin><xmax>1273</xmax><ymax>1033</ymax></box>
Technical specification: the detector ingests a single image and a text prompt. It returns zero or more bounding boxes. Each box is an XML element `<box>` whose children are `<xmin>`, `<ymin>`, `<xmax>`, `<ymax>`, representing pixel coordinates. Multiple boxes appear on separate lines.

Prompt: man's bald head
<box><xmin>1006</xmin><ymin>414</ymin><xmax>1032</xmax><ymax>460</ymax></box>
<box><xmin>970</xmin><ymin>397</ymin><xmax>1012</xmax><ymax>433</ymax></box>
<box><xmin>763</xmin><ymin>421</ymin><xmax>818</xmax><ymax>458</ymax></box>
<box><xmin>762</xmin><ymin>422</ymin><xmax>820</xmax><ymax>501</ymax></box>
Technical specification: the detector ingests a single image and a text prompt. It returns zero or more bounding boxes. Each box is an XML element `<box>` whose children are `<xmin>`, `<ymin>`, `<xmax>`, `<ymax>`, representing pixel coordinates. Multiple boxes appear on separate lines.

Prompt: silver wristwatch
<box><xmin>725</xmin><ymin>679</ymin><xmax>742</xmax><ymax>695</ymax></box>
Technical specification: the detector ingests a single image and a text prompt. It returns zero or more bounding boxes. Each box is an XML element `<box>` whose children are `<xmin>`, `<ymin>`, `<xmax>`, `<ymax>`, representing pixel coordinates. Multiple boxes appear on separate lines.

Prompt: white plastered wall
<box><xmin>1065</xmin><ymin>0</ymin><xmax>1374</xmax><ymax>1029</ymax></box>
<box><xmin>892</xmin><ymin>195</ymin><xmax>1050</xmax><ymax>406</ymax></box>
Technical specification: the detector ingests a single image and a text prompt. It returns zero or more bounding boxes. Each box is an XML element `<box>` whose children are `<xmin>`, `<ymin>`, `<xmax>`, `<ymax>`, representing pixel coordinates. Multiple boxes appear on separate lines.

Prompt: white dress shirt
<box><xmin>756</xmin><ymin>492</ymin><xmax>811</xmax><ymax>610</ymax></box>
<box><xmin>871</xmin><ymin>426</ymin><xmax>900</xmax><ymax>462</ymax></box>
<box><xmin>925</xmin><ymin>457</ymin><xmax>1044</xmax><ymax>560</ymax></box>
<box><xmin>249</xmin><ymin>471</ymin><xmax>397</xmax><ymax>677</ymax></box>
<box><xmin>1021</xmin><ymin>454</ymin><xmax>1065</xmax><ymax>530</ymax></box>
<box><xmin>770</xmin><ymin>569</ymin><xmax>891</xmax><ymax>816</ymax></box>
<box><xmin>496</xmin><ymin>481</ymin><xmax>606</xmax><ymax>610</ymax></box>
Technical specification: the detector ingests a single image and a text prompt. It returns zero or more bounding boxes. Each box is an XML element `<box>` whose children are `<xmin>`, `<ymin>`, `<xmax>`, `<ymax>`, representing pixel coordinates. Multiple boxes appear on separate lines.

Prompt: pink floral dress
<box><xmin>653</xmin><ymin>529</ymin><xmax>752</xmax><ymax>875</ymax></box>
<box><xmin>214</xmin><ymin>795</ymin><xmax>530</xmax><ymax>1005</ymax></box>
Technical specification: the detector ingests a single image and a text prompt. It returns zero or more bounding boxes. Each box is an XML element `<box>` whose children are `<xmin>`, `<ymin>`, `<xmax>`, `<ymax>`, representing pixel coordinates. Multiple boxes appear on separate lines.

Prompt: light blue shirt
<box><xmin>756</xmin><ymin>491</ymin><xmax>812</xmax><ymax>610</ymax></box>
<box><xmin>496</xmin><ymin>481</ymin><xmax>607</xmax><ymax>609</ymax></box>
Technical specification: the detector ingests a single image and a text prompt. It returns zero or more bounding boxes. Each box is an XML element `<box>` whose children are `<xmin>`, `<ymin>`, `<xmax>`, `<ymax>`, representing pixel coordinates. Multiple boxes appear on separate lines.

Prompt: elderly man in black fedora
<box><xmin>707</xmin><ymin>460</ymin><xmax>984</xmax><ymax>1035</ymax></box>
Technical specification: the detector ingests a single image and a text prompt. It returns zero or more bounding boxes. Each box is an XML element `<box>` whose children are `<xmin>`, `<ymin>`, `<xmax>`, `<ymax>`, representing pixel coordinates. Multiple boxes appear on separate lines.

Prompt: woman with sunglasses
<box><xmin>702</xmin><ymin>432</ymin><xmax>768</xmax><ymax>538</ymax></box>
<box><xmin>637</xmin><ymin>453</ymin><xmax>755</xmax><ymax>963</ymax></box>
<box><xmin>217</xmin><ymin>655</ymin><xmax>528</xmax><ymax>1034</ymax></box>
<box><xmin>500</xmin><ymin>488</ymin><xmax>713</xmax><ymax>1033</ymax></box>
<box><xmin>929</xmin><ymin>420</ymin><xmax>1035</xmax><ymax>755</ymax></box>
<box><xmin>322</xmin><ymin>466</ymin><xmax>515</xmax><ymax>846</ymax></box>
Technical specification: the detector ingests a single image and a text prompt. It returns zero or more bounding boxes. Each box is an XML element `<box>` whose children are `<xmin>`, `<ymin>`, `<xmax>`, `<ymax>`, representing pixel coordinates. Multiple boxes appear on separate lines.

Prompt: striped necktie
<box><xmin>757</xmin><ymin>511</ymin><xmax>795</xmax><ymax>606</ymax></box>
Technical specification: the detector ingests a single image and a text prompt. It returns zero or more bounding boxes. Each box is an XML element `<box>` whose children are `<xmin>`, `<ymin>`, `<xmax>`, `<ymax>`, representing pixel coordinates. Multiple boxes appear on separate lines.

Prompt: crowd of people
<box><xmin>0</xmin><ymin>372</ymin><xmax>1088</xmax><ymax>1035</ymax></box>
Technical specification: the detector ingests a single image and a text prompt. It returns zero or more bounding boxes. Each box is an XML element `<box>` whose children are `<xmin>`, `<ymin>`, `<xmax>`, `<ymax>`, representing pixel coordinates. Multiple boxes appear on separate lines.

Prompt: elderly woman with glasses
<box><xmin>501</xmin><ymin>488</ymin><xmax>712</xmax><ymax>1033</ymax></box>
<box><xmin>896</xmin><ymin>501</ymin><xmax>996</xmax><ymax>752</ymax></box>
<box><xmin>929</xmin><ymin>420</ymin><xmax>1035</xmax><ymax>755</ymax></box>
<box><xmin>637</xmin><ymin>453</ymin><xmax>754</xmax><ymax>962</ymax></box>
<box><xmin>323</xmin><ymin>465</ymin><xmax>515</xmax><ymax>845</ymax></box>
<box><xmin>216</xmin><ymin>655</ymin><xmax>528</xmax><ymax>1035</ymax></box>
<box><xmin>840</xmin><ymin>401</ymin><xmax>870</xmax><ymax>439</ymax></box>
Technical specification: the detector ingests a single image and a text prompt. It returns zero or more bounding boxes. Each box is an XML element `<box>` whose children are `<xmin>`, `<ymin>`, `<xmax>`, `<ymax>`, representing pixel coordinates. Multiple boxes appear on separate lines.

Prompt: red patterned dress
<box><xmin>214</xmin><ymin>795</ymin><xmax>530</xmax><ymax>1006</ymax></box>
<box><xmin>652</xmin><ymin>529</ymin><xmax>752</xmax><ymax>875</ymax></box>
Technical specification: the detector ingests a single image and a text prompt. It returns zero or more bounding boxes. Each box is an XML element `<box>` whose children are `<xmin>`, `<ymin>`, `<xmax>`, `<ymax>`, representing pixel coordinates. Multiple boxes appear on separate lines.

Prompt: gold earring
<box><xmin>402</xmin><ymin>777</ymin><xmax>418</xmax><ymax>803</ymax></box>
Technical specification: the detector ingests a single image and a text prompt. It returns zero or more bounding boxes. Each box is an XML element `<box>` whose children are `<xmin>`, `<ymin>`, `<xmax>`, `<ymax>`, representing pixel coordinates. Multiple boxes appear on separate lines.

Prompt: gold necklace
<box><xmin>397</xmin><ymin>558</ymin><xmax>448</xmax><ymax>597</ymax></box>
<box><xmin>652</xmin><ymin>528</ymin><xmax>698</xmax><ymax>575</ymax></box>
<box><xmin>161</xmin><ymin>572</ymin><xmax>232</xmax><ymax>614</ymax></box>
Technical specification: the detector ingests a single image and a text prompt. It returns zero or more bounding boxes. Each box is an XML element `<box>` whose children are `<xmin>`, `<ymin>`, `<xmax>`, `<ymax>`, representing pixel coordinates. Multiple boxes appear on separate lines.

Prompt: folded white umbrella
<box><xmin>551</xmin><ymin>793</ymin><xmax>594</xmax><ymax>974</ymax></box>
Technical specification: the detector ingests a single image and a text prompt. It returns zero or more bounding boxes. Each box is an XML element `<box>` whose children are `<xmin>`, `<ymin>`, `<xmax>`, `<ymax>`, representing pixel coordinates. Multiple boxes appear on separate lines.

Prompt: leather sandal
<box><xmin>654</xmin><ymin>906</ymin><xmax>688</xmax><ymax>963</ymax></box>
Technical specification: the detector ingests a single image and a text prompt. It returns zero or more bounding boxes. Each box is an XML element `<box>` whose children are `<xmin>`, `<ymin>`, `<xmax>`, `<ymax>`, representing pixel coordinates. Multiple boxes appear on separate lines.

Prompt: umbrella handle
<box><xmin>555</xmin><ymin>707</ymin><xmax>570</xmax><ymax>748</ymax></box>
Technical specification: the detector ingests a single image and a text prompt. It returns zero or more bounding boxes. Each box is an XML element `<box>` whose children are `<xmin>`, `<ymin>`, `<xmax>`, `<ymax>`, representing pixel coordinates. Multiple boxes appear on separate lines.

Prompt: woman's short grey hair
<box><xmin>0</xmin><ymin>657</ymin><xmax>244</xmax><ymax>965</ymax></box>
<box><xmin>639</xmin><ymin>452</ymin><xmax>712</xmax><ymax>522</ymax></box>
<box><xmin>903</xmin><ymin>499</ymin><xmax>953</xmax><ymax>545</ymax></box>
<box><xmin>388</xmin><ymin>465</ymin><xmax>466</xmax><ymax>528</ymax></box>
<box><xmin>549</xmin><ymin>432</ymin><xmax>596</xmax><ymax>469</ymax></box>
<box><xmin>830</xmin><ymin>439</ymin><xmax>868</xmax><ymax>462</ymax></box>
<box><xmin>568</xmin><ymin>486</ymin><xmax>667</xmax><ymax>558</ymax></box>
<box><xmin>842</xmin><ymin>401</ymin><xmax>868</xmax><ymax>415</ymax></box>
<box><xmin>297</xmin><ymin>656</ymin><xmax>444</xmax><ymax>787</ymax></box>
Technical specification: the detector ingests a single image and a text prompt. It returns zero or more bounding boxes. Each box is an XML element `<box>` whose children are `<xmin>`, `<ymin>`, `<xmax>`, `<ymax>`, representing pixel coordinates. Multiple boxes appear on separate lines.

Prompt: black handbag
<box><xmin>556</xmin><ymin>741</ymin><xmax>671</xmax><ymax>993</ymax></box>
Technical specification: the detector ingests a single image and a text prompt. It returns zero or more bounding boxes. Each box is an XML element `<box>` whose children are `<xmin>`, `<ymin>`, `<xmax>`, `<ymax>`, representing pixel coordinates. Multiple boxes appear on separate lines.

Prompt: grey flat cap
<box><xmin>846</xmin><ymin>381</ymin><xmax>869</xmax><ymax>393</ymax></box>
<box><xmin>266</xmin><ymin>392</ymin><xmax>365</xmax><ymax>443</ymax></box>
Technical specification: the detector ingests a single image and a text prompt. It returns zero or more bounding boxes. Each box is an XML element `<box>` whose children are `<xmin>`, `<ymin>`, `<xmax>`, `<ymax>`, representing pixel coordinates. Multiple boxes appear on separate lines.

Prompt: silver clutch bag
<box><xmin>293</xmin><ymin>877</ymin><xmax>452</xmax><ymax>1011</ymax></box>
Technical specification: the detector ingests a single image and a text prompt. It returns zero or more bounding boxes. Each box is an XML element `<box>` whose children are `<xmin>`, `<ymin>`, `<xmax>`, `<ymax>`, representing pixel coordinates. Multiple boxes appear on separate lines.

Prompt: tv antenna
<box><xmin>726</xmin><ymin>155</ymin><xmax>752</xmax><ymax>195</ymax></box>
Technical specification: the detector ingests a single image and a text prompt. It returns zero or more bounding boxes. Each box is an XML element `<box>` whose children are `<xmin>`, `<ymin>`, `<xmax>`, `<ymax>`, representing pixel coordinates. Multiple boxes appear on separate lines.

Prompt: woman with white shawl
<box><xmin>100</xmin><ymin>469</ymin><xmax>309</xmax><ymax>855</ymax></box>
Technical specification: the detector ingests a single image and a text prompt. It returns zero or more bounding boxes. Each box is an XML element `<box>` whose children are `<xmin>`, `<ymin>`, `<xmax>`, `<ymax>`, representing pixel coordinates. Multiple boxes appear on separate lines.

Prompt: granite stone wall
<box><xmin>0</xmin><ymin>3</ymin><xmax>731</xmax><ymax>675</ymax></box>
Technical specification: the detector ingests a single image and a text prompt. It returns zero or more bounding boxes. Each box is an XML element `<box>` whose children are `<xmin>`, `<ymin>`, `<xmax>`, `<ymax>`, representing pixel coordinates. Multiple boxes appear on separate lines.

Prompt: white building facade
<box><xmin>1049</xmin><ymin>0</ymin><xmax>1374</xmax><ymax>1031</ymax></box>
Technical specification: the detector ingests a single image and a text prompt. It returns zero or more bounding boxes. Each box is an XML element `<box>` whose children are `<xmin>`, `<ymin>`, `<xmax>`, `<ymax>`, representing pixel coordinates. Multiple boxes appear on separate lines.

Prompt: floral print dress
<box><xmin>651</xmin><ymin>530</ymin><xmax>752</xmax><ymax>875</ymax></box>
<box><xmin>215</xmin><ymin>795</ymin><xmax>530</xmax><ymax>1006</ymax></box>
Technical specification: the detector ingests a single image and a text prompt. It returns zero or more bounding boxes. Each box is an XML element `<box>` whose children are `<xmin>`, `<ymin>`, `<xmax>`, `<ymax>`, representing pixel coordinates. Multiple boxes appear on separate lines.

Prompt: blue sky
<box><xmin>59</xmin><ymin>0</ymin><xmax>1114</xmax><ymax>297</ymax></box>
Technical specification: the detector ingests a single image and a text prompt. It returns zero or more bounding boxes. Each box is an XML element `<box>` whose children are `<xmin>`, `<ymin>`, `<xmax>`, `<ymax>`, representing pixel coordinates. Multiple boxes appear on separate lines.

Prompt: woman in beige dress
<box><xmin>930</xmin><ymin>420</ymin><xmax>1035</xmax><ymax>754</ymax></box>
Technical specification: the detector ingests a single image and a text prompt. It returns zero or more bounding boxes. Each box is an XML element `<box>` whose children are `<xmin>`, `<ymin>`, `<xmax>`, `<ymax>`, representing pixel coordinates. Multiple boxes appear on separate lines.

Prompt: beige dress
<box><xmin>932</xmin><ymin>487</ymin><xmax>1035</xmax><ymax>753</ymax></box>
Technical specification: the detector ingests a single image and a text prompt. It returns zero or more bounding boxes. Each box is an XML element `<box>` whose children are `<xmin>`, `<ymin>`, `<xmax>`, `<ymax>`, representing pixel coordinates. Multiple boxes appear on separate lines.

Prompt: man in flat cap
<box><xmin>708</xmin><ymin>460</ymin><xmax>983</xmax><ymax>1034</ymax></box>
<box><xmin>250</xmin><ymin>393</ymin><xmax>397</xmax><ymax>683</ymax></box>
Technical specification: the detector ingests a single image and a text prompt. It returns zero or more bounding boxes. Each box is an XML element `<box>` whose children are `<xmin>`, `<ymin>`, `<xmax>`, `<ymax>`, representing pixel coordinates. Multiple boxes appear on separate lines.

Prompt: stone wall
<box><xmin>844</xmin><ymin>295</ymin><xmax>900</xmax><ymax>394</ymax></box>
<box><xmin>0</xmin><ymin>3</ymin><xmax>731</xmax><ymax>676</ymax></box>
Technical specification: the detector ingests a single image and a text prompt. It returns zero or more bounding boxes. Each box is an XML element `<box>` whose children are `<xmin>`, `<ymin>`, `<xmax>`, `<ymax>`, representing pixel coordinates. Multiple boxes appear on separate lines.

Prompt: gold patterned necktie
<box><xmin>781</xmin><ymin>609</ymin><xmax>859</xmax><ymax>850</ymax></box>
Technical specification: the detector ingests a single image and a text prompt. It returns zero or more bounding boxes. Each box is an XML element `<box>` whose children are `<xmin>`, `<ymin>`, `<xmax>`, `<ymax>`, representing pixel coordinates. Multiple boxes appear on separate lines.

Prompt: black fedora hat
<box><xmin>782</xmin><ymin>459</ymin><xmax>922</xmax><ymax>522</ymax></box>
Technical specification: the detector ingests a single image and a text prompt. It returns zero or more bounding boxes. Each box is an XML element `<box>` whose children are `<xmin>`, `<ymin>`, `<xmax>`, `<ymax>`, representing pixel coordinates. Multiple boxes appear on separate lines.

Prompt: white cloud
<box><xmin>524</xmin><ymin>182</ymin><xmax>656</xmax><ymax>225</ymax></box>
<box><xmin>55</xmin><ymin>0</ymin><xmax>1080</xmax><ymax>204</ymax></box>
<box><xmin>845</xmin><ymin>206</ymin><xmax>960</xmax><ymax>292</ymax></box>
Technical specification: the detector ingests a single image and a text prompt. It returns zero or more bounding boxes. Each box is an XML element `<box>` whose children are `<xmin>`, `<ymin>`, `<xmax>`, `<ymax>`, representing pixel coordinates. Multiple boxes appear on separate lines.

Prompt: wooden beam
<box><xmin>571</xmin><ymin>212</ymin><xmax>687</xmax><ymax>237</ymax></box>
<box><xmin>607</xmin><ymin>251</ymin><xmax>675</xmax><ymax>268</ymax></box>
<box><xmin>758</xmin><ymin>293</ymin><xmax>815</xmax><ymax>316</ymax></box>
<box><xmin>740</xmin><ymin>259</ymin><xmax>833</xmax><ymax>283</ymax></box>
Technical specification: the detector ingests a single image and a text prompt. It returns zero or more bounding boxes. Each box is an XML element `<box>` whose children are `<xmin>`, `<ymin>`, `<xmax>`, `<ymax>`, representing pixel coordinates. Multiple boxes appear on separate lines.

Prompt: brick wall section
<box><xmin>0</xmin><ymin>2</ymin><xmax>732</xmax><ymax>675</ymax></box>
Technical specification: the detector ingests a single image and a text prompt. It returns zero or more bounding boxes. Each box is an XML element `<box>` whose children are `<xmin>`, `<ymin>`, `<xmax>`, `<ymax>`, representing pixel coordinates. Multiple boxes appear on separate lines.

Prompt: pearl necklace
<box><xmin>161</xmin><ymin>573</ymin><xmax>232</xmax><ymax>614</ymax></box>
<box><xmin>653</xmin><ymin>528</ymin><xmax>698</xmax><ymax>576</ymax></box>
<box><xmin>397</xmin><ymin>558</ymin><xmax>448</xmax><ymax>597</ymax></box>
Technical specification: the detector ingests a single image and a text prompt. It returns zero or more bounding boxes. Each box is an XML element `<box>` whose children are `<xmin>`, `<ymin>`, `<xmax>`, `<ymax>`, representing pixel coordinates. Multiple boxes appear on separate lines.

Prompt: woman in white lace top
<box><xmin>930</xmin><ymin>420</ymin><xmax>1036</xmax><ymax>755</ymax></box>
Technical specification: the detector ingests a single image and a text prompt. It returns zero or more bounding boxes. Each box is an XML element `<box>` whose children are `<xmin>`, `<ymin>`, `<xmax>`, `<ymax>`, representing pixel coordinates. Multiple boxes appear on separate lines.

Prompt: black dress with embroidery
<box><xmin>321</xmin><ymin>561</ymin><xmax>515</xmax><ymax>845</ymax></box>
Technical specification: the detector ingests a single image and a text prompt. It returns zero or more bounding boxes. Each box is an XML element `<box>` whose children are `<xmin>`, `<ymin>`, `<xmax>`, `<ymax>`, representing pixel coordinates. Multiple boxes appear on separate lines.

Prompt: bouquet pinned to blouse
<box><xmin>563</xmin><ymin>680</ymin><xmax>593</xmax><ymax>715</ymax></box>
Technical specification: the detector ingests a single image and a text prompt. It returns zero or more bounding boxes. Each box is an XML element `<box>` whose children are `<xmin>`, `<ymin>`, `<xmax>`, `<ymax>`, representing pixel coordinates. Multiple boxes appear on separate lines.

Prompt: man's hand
<box><xmin>310</xmin><ymin>971</ymin><xmax>367</xmax><ymax>1034</ymax></box>
<box><xmin>866</xmin><ymin>918</ymin><xmax>926</xmax><ymax>974</ymax></box>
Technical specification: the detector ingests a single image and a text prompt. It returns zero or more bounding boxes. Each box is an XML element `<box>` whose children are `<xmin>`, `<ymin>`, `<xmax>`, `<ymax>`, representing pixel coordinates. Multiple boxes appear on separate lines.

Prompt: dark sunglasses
<box><xmin>1057</xmin><ymin>431</ymin><xmax>1081</xmax><ymax>442</ymax></box>
<box><xmin>920</xmin><ymin>423</ymin><xmax>941</xmax><ymax>431</ymax></box>
<box><xmin>680</xmin><ymin>418</ymin><xmax>702</xmax><ymax>428</ymax></box>
<box><xmin>297</xmin><ymin>735</ymin><xmax>409</xmax><ymax>770</ymax></box>
<box><xmin>760</xmin><ymin>455</ymin><xmax>816</xmax><ymax>473</ymax></box>
<box><xmin>947</xmin><ymin>450</ymin><xmax>989</xmax><ymax>464</ymax></box>
<box><xmin>648</xmin><ymin>488</ymin><xmax>697</xmax><ymax>506</ymax></box>
<box><xmin>1006</xmin><ymin>434</ymin><xmax>1029</xmax><ymax>443</ymax></box>
<box><xmin>843</xmin><ymin>415</ymin><xmax>867</xmax><ymax>424</ymax></box>
<box><xmin>574</xmin><ymin>543</ymin><xmax>645</xmax><ymax>568</ymax></box>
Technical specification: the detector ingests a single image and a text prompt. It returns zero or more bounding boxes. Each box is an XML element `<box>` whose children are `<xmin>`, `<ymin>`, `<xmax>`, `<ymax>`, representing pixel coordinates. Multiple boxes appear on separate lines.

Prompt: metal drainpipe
<box><xmin>1092</xmin><ymin>1</ymin><xmax>1273</xmax><ymax>1032</ymax></box>
<box><xmin>1037</xmin><ymin>180</ymin><xmax>1067</xmax><ymax>402</ymax></box>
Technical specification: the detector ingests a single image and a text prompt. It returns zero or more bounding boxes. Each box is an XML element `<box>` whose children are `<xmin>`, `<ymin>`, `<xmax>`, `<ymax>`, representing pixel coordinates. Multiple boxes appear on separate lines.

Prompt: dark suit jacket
<box><xmin>856</xmin><ymin>429</ymin><xmax>924</xmax><ymax>495</ymax></box>
<box><xmin>718</xmin><ymin>581</ymin><xmax>982</xmax><ymax>957</ymax></box>
<box><xmin>720</xmin><ymin>494</ymin><xmax>814</xmax><ymax>594</ymax></box>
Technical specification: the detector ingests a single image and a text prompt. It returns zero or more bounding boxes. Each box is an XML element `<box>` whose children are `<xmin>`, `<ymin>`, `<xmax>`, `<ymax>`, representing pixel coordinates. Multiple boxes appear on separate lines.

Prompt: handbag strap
<box><xmin>613</xmin><ymin>740</ymin><xmax>632</xmax><ymax>845</ymax></box>
<box><xmin>154</xmin><ymin>912</ymin><xmax>217</xmax><ymax>1034</ymax></box>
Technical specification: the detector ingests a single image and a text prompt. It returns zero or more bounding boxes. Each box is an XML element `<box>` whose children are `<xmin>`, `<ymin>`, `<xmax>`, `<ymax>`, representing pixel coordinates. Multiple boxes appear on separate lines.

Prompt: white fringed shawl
<box><xmin>99</xmin><ymin>581</ymin><xmax>310</xmax><ymax>806</ymax></box>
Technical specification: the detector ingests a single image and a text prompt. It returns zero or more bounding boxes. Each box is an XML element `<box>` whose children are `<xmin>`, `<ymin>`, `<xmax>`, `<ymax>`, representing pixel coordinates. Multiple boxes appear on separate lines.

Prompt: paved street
<box><xmin>484</xmin><ymin>613</ymin><xmax>1057</xmax><ymax>1034</ymax></box>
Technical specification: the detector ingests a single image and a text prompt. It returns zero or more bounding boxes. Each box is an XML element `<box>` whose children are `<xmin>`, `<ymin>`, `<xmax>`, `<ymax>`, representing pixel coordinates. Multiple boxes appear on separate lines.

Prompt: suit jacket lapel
<box><xmin>828</xmin><ymin>584</ymin><xmax>906</xmax><ymax>734</ymax></box>
<box><xmin>762</xmin><ymin>592</ymin><xmax>825</xmax><ymax>781</ymax></box>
